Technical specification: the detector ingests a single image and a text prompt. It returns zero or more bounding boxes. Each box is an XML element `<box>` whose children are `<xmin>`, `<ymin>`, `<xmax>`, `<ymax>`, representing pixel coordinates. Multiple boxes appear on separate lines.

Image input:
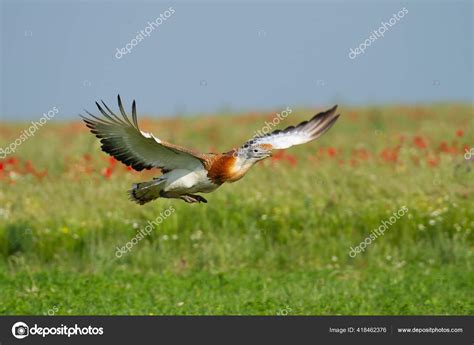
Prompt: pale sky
<box><xmin>0</xmin><ymin>0</ymin><xmax>472</xmax><ymax>120</ymax></box>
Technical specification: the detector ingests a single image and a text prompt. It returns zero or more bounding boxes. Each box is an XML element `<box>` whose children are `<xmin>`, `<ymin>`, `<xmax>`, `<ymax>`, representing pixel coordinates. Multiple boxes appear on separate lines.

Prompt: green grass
<box><xmin>0</xmin><ymin>104</ymin><xmax>473</xmax><ymax>315</ymax></box>
<box><xmin>1</xmin><ymin>267</ymin><xmax>472</xmax><ymax>315</ymax></box>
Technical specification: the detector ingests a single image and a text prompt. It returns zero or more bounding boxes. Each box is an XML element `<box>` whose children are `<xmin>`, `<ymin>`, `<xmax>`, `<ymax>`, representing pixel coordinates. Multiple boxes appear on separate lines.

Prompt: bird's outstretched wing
<box><xmin>81</xmin><ymin>95</ymin><xmax>207</xmax><ymax>172</ymax></box>
<box><xmin>241</xmin><ymin>105</ymin><xmax>340</xmax><ymax>150</ymax></box>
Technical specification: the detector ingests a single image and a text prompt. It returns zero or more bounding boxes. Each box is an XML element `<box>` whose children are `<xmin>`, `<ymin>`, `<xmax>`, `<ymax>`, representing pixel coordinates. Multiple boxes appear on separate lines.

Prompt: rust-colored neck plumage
<box><xmin>206</xmin><ymin>152</ymin><xmax>253</xmax><ymax>184</ymax></box>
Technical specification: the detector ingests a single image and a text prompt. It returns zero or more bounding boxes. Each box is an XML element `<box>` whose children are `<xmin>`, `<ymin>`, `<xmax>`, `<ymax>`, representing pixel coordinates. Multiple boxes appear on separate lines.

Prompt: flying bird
<box><xmin>81</xmin><ymin>96</ymin><xmax>341</xmax><ymax>205</ymax></box>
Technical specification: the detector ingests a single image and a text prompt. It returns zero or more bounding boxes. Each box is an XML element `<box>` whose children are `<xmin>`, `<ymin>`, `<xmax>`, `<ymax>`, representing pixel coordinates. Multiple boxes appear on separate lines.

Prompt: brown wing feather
<box><xmin>81</xmin><ymin>95</ymin><xmax>209</xmax><ymax>172</ymax></box>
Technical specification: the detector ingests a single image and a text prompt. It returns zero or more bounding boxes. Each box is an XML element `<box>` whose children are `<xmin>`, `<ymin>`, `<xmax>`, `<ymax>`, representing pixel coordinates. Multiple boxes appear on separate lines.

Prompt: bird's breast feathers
<box><xmin>162</xmin><ymin>155</ymin><xmax>248</xmax><ymax>194</ymax></box>
<box><xmin>206</xmin><ymin>154</ymin><xmax>252</xmax><ymax>184</ymax></box>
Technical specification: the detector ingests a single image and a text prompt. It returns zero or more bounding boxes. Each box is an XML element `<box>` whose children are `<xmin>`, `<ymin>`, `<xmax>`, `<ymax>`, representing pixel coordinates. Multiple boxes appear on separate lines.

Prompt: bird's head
<box><xmin>233</xmin><ymin>141</ymin><xmax>273</xmax><ymax>162</ymax></box>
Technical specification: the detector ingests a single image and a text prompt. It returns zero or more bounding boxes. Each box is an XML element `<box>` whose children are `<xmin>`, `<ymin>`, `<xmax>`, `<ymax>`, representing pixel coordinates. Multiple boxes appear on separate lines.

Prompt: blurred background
<box><xmin>0</xmin><ymin>0</ymin><xmax>472</xmax><ymax>119</ymax></box>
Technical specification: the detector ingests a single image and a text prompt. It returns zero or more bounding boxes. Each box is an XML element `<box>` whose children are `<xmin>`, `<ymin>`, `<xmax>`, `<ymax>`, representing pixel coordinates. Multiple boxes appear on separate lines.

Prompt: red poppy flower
<box><xmin>438</xmin><ymin>141</ymin><xmax>449</xmax><ymax>153</ymax></box>
<box><xmin>6</xmin><ymin>157</ymin><xmax>18</xmax><ymax>165</ymax></box>
<box><xmin>271</xmin><ymin>150</ymin><xmax>285</xmax><ymax>162</ymax></box>
<box><xmin>427</xmin><ymin>156</ymin><xmax>440</xmax><ymax>167</ymax></box>
<box><xmin>413</xmin><ymin>136</ymin><xmax>427</xmax><ymax>149</ymax></box>
<box><xmin>24</xmin><ymin>160</ymin><xmax>36</xmax><ymax>174</ymax></box>
<box><xmin>380</xmin><ymin>148</ymin><xmax>398</xmax><ymax>162</ymax></box>
<box><xmin>102</xmin><ymin>167</ymin><xmax>113</xmax><ymax>179</ymax></box>
<box><xmin>285</xmin><ymin>154</ymin><xmax>297</xmax><ymax>167</ymax></box>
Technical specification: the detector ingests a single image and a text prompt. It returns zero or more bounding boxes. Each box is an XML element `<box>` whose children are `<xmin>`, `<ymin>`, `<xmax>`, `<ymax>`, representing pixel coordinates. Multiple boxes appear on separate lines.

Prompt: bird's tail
<box><xmin>128</xmin><ymin>178</ymin><xmax>166</xmax><ymax>205</ymax></box>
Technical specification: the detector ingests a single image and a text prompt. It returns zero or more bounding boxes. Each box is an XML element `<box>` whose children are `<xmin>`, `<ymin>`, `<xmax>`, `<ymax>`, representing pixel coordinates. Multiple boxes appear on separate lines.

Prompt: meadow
<box><xmin>0</xmin><ymin>104</ymin><xmax>473</xmax><ymax>315</ymax></box>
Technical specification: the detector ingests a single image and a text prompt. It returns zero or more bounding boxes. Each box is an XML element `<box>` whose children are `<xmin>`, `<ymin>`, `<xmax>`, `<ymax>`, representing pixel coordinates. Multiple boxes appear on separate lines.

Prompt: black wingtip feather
<box><xmin>100</xmin><ymin>99</ymin><xmax>127</xmax><ymax>125</ymax></box>
<box><xmin>80</xmin><ymin>96</ymin><xmax>151</xmax><ymax>172</ymax></box>
<box><xmin>116</xmin><ymin>94</ymin><xmax>135</xmax><ymax>127</ymax></box>
<box><xmin>132</xmin><ymin>100</ymin><xmax>139</xmax><ymax>128</ymax></box>
<box><xmin>309</xmin><ymin>104</ymin><xmax>338</xmax><ymax>122</ymax></box>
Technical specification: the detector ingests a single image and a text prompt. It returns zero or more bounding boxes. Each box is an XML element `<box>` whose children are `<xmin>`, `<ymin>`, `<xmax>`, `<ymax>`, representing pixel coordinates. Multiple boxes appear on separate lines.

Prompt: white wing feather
<box><xmin>242</xmin><ymin>105</ymin><xmax>340</xmax><ymax>150</ymax></box>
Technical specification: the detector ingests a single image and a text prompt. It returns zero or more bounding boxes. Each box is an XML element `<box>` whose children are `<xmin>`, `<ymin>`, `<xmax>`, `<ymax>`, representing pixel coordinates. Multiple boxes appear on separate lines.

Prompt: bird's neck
<box><xmin>206</xmin><ymin>154</ymin><xmax>257</xmax><ymax>184</ymax></box>
<box><xmin>227</xmin><ymin>157</ymin><xmax>256</xmax><ymax>182</ymax></box>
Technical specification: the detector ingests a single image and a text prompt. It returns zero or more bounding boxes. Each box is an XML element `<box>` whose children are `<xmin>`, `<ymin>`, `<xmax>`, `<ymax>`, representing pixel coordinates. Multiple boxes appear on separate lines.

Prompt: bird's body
<box><xmin>130</xmin><ymin>152</ymin><xmax>253</xmax><ymax>204</ymax></box>
<box><xmin>131</xmin><ymin>167</ymin><xmax>218</xmax><ymax>204</ymax></box>
<box><xmin>163</xmin><ymin>167</ymin><xmax>219</xmax><ymax>194</ymax></box>
<box><xmin>81</xmin><ymin>96</ymin><xmax>341</xmax><ymax>204</ymax></box>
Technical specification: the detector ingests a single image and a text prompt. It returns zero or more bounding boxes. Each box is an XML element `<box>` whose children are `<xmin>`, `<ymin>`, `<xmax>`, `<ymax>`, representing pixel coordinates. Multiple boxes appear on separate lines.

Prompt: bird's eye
<box><xmin>253</xmin><ymin>149</ymin><xmax>258</xmax><ymax>153</ymax></box>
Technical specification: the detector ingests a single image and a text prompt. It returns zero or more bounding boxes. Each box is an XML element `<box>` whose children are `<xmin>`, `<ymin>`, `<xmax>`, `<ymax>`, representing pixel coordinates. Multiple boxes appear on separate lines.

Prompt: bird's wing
<box><xmin>81</xmin><ymin>95</ymin><xmax>207</xmax><ymax>172</ymax></box>
<box><xmin>241</xmin><ymin>105</ymin><xmax>340</xmax><ymax>150</ymax></box>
